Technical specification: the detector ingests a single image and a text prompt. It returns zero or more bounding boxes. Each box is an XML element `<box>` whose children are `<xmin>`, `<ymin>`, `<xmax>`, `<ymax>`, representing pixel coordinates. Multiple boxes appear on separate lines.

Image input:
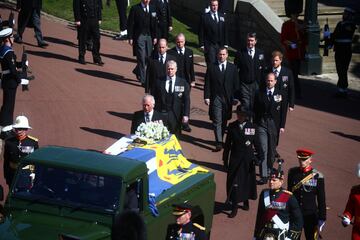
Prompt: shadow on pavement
<box><xmin>107</xmin><ymin>111</ymin><xmax>133</xmax><ymax>121</ymax></box>
<box><xmin>44</xmin><ymin>36</ymin><xmax>77</xmax><ymax>48</ymax></box>
<box><xmin>27</xmin><ymin>50</ymin><xmax>78</xmax><ymax>63</ymax></box>
<box><xmin>75</xmin><ymin>69</ymin><xmax>141</xmax><ymax>88</ymax></box>
<box><xmin>213</xmin><ymin>201</ymin><xmax>230</xmax><ymax>216</ymax></box>
<box><xmin>80</xmin><ymin>127</ymin><xmax>125</xmax><ymax>139</ymax></box>
<box><xmin>331</xmin><ymin>131</ymin><xmax>360</xmax><ymax>142</ymax></box>
<box><xmin>189</xmin><ymin>119</ymin><xmax>212</xmax><ymax>131</ymax></box>
<box><xmin>101</xmin><ymin>53</ymin><xmax>137</xmax><ymax>63</ymax></box>
<box><xmin>189</xmin><ymin>159</ymin><xmax>226</xmax><ymax>173</ymax></box>
<box><xmin>296</xmin><ymin>77</ymin><xmax>360</xmax><ymax>120</ymax></box>
<box><xmin>178</xmin><ymin>134</ymin><xmax>215</xmax><ymax>151</ymax></box>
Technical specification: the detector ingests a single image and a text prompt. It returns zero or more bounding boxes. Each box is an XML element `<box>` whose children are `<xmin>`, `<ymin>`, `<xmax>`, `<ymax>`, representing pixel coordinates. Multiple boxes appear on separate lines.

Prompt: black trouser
<box><xmin>240</xmin><ymin>81</ymin><xmax>258</xmax><ymax>113</ymax></box>
<box><xmin>302</xmin><ymin>213</ymin><xmax>318</xmax><ymax>240</ymax></box>
<box><xmin>162</xmin><ymin>110</ymin><xmax>181</xmax><ymax>137</ymax></box>
<box><xmin>205</xmin><ymin>43</ymin><xmax>219</xmax><ymax>66</ymax></box>
<box><xmin>212</xmin><ymin>96</ymin><xmax>228</xmax><ymax>144</ymax></box>
<box><xmin>17</xmin><ymin>8</ymin><xmax>44</xmax><ymax>44</ymax></box>
<box><xmin>78</xmin><ymin>18</ymin><xmax>101</xmax><ymax>61</ymax></box>
<box><xmin>115</xmin><ymin>0</ymin><xmax>128</xmax><ymax>31</ymax></box>
<box><xmin>158</xmin><ymin>22</ymin><xmax>169</xmax><ymax>40</ymax></box>
<box><xmin>335</xmin><ymin>43</ymin><xmax>352</xmax><ymax>89</ymax></box>
<box><xmin>0</xmin><ymin>87</ymin><xmax>17</xmax><ymax>127</ymax></box>
<box><xmin>289</xmin><ymin>59</ymin><xmax>301</xmax><ymax>97</ymax></box>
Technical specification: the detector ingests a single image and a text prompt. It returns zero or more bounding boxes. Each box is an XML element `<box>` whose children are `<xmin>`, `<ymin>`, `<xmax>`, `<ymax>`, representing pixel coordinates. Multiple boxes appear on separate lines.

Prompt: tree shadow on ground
<box><xmin>75</xmin><ymin>68</ymin><xmax>141</xmax><ymax>88</ymax></box>
<box><xmin>331</xmin><ymin>131</ymin><xmax>360</xmax><ymax>142</ymax></box>
<box><xmin>188</xmin><ymin>159</ymin><xmax>226</xmax><ymax>173</ymax></box>
<box><xmin>80</xmin><ymin>127</ymin><xmax>125</xmax><ymax>139</ymax></box>
<box><xmin>27</xmin><ymin>50</ymin><xmax>78</xmax><ymax>63</ymax></box>
<box><xmin>107</xmin><ymin>111</ymin><xmax>133</xmax><ymax>121</ymax></box>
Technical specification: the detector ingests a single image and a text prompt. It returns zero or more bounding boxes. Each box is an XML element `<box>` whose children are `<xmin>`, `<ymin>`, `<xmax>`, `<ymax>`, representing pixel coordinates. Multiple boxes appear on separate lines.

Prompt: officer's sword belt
<box><xmin>291</xmin><ymin>172</ymin><xmax>317</xmax><ymax>192</ymax></box>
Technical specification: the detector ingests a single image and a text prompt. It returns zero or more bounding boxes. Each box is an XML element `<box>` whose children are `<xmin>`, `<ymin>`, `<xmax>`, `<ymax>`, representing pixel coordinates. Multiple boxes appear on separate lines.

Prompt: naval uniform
<box><xmin>166</xmin><ymin>222</ymin><xmax>207</xmax><ymax>240</ymax></box>
<box><xmin>0</xmin><ymin>45</ymin><xmax>21</xmax><ymax>128</ymax></box>
<box><xmin>254</xmin><ymin>188</ymin><xmax>303</xmax><ymax>240</ymax></box>
<box><xmin>343</xmin><ymin>185</ymin><xmax>360</xmax><ymax>240</ymax></box>
<box><xmin>288</xmin><ymin>167</ymin><xmax>326</xmax><ymax>240</ymax></box>
<box><xmin>3</xmin><ymin>135</ymin><xmax>39</xmax><ymax>186</ymax></box>
<box><xmin>331</xmin><ymin>19</ymin><xmax>356</xmax><ymax>90</ymax></box>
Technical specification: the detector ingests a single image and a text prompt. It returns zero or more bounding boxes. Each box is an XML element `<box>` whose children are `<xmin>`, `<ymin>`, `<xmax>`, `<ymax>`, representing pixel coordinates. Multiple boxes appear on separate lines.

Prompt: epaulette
<box><xmin>0</xmin><ymin>45</ymin><xmax>13</xmax><ymax>59</ymax></box>
<box><xmin>312</xmin><ymin>169</ymin><xmax>324</xmax><ymax>178</ymax></box>
<box><xmin>27</xmin><ymin>135</ymin><xmax>38</xmax><ymax>141</ymax></box>
<box><xmin>193</xmin><ymin>223</ymin><xmax>206</xmax><ymax>231</ymax></box>
<box><xmin>283</xmin><ymin>190</ymin><xmax>293</xmax><ymax>195</ymax></box>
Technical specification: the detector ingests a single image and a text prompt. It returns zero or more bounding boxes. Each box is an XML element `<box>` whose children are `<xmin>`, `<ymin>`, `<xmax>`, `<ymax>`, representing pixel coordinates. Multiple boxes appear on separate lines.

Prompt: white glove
<box><xmin>21</xmin><ymin>79</ymin><xmax>29</xmax><ymax>85</ymax></box>
<box><xmin>342</xmin><ymin>216</ymin><xmax>351</xmax><ymax>226</ymax></box>
<box><xmin>25</xmin><ymin>60</ymin><xmax>29</xmax><ymax>66</ymax></box>
<box><xmin>290</xmin><ymin>43</ymin><xmax>297</xmax><ymax>49</ymax></box>
<box><xmin>318</xmin><ymin>220</ymin><xmax>325</xmax><ymax>231</ymax></box>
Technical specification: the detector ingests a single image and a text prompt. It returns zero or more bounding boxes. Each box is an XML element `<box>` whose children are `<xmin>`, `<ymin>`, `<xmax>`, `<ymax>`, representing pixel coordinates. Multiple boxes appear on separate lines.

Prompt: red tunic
<box><xmin>280</xmin><ymin>19</ymin><xmax>306</xmax><ymax>61</ymax></box>
<box><xmin>344</xmin><ymin>185</ymin><xmax>360</xmax><ymax>240</ymax></box>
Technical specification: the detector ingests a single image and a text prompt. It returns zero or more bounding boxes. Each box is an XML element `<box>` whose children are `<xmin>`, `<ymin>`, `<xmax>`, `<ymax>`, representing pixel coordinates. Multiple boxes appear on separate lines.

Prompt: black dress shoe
<box><xmin>38</xmin><ymin>42</ymin><xmax>49</xmax><ymax>48</ymax></box>
<box><xmin>242</xmin><ymin>200</ymin><xmax>249</xmax><ymax>211</ymax></box>
<box><xmin>182</xmin><ymin>122</ymin><xmax>192</xmax><ymax>132</ymax></box>
<box><xmin>94</xmin><ymin>59</ymin><xmax>104</xmax><ymax>66</ymax></box>
<box><xmin>228</xmin><ymin>207</ymin><xmax>238</xmax><ymax>218</ymax></box>
<box><xmin>78</xmin><ymin>57</ymin><xmax>86</xmax><ymax>64</ymax></box>
<box><xmin>213</xmin><ymin>143</ymin><xmax>223</xmax><ymax>152</ymax></box>
<box><xmin>14</xmin><ymin>36</ymin><xmax>23</xmax><ymax>43</ymax></box>
<box><xmin>256</xmin><ymin>177</ymin><xmax>268</xmax><ymax>185</ymax></box>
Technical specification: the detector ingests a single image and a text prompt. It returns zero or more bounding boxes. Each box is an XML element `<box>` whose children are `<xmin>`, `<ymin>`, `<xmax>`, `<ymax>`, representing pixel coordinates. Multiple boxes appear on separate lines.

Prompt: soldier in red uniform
<box><xmin>280</xmin><ymin>13</ymin><xmax>306</xmax><ymax>99</ymax></box>
<box><xmin>341</xmin><ymin>164</ymin><xmax>360</xmax><ymax>240</ymax></box>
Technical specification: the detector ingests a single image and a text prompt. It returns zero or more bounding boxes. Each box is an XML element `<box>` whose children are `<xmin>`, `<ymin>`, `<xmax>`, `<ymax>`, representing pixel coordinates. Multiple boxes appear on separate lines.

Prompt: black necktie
<box><xmin>168</xmin><ymin>79</ymin><xmax>173</xmax><ymax>93</ymax></box>
<box><xmin>160</xmin><ymin>55</ymin><xmax>164</xmax><ymax>64</ymax></box>
<box><xmin>214</xmin><ymin>13</ymin><xmax>218</xmax><ymax>23</ymax></box>
<box><xmin>273</xmin><ymin>69</ymin><xmax>278</xmax><ymax>77</ymax></box>
<box><xmin>145</xmin><ymin>7</ymin><xmax>148</xmax><ymax>13</ymax></box>
<box><xmin>221</xmin><ymin>64</ymin><xmax>225</xmax><ymax>72</ymax></box>
<box><xmin>145</xmin><ymin>113</ymin><xmax>150</xmax><ymax>122</ymax></box>
<box><xmin>179</xmin><ymin>49</ymin><xmax>183</xmax><ymax>56</ymax></box>
<box><xmin>268</xmin><ymin>90</ymin><xmax>272</xmax><ymax>100</ymax></box>
<box><xmin>249</xmin><ymin>49</ymin><xmax>253</xmax><ymax>58</ymax></box>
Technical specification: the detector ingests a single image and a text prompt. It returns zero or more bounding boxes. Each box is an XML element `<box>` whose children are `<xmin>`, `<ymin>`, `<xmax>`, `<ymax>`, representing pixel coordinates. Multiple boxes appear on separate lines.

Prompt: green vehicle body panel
<box><xmin>0</xmin><ymin>146</ymin><xmax>216</xmax><ymax>240</ymax></box>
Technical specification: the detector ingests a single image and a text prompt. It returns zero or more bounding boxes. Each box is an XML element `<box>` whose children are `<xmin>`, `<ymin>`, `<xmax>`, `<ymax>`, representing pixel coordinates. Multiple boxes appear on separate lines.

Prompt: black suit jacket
<box><xmin>168</xmin><ymin>47</ymin><xmax>195</xmax><ymax>85</ymax></box>
<box><xmin>17</xmin><ymin>0</ymin><xmax>42</xmax><ymax>11</ymax></box>
<box><xmin>254</xmin><ymin>88</ymin><xmax>288</xmax><ymax>130</ymax></box>
<box><xmin>154</xmin><ymin>77</ymin><xmax>190</xmax><ymax>121</ymax></box>
<box><xmin>198</xmin><ymin>11</ymin><xmax>228</xmax><ymax>49</ymax></box>
<box><xmin>130</xmin><ymin>110</ymin><xmax>164</xmax><ymax>134</ymax></box>
<box><xmin>264</xmin><ymin>66</ymin><xmax>295</xmax><ymax>108</ymax></box>
<box><xmin>204</xmin><ymin>61</ymin><xmax>239</xmax><ymax>120</ymax></box>
<box><xmin>151</xmin><ymin>0</ymin><xmax>172</xmax><ymax>27</ymax></box>
<box><xmin>73</xmin><ymin>0</ymin><xmax>102</xmax><ymax>22</ymax></box>
<box><xmin>234</xmin><ymin>47</ymin><xmax>266</xmax><ymax>85</ymax></box>
<box><xmin>146</xmin><ymin>52</ymin><xmax>177</xmax><ymax>93</ymax></box>
<box><xmin>127</xmin><ymin>3</ymin><xmax>158</xmax><ymax>42</ymax></box>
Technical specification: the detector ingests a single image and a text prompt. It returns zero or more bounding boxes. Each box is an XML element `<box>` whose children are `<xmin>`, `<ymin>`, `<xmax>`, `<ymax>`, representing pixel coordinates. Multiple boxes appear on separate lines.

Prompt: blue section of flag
<box><xmin>120</xmin><ymin>148</ymin><xmax>155</xmax><ymax>163</ymax></box>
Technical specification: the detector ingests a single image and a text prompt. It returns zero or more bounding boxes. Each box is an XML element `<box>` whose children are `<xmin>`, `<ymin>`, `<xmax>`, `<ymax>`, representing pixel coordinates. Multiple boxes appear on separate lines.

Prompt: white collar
<box><xmin>176</xmin><ymin>47</ymin><xmax>185</xmax><ymax>53</ymax></box>
<box><xmin>218</xmin><ymin>60</ymin><xmax>227</xmax><ymax>67</ymax></box>
<box><xmin>273</xmin><ymin>66</ymin><xmax>281</xmax><ymax>73</ymax></box>
<box><xmin>267</xmin><ymin>87</ymin><xmax>275</xmax><ymax>94</ymax></box>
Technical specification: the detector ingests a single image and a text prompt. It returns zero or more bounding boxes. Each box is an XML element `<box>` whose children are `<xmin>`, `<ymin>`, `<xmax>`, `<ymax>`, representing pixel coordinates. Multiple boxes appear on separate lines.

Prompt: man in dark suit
<box><xmin>113</xmin><ymin>0</ymin><xmax>128</xmax><ymax>40</ymax></box>
<box><xmin>199</xmin><ymin>0</ymin><xmax>228</xmax><ymax>65</ymax></box>
<box><xmin>15</xmin><ymin>0</ymin><xmax>49</xmax><ymax>47</ymax></box>
<box><xmin>146</xmin><ymin>38</ymin><xmax>176</xmax><ymax>93</ymax></box>
<box><xmin>223</xmin><ymin>106</ymin><xmax>257</xmax><ymax>218</ymax></box>
<box><xmin>73</xmin><ymin>0</ymin><xmax>104</xmax><ymax>65</ymax></box>
<box><xmin>154</xmin><ymin>60</ymin><xmax>190</xmax><ymax>136</ymax></box>
<box><xmin>127</xmin><ymin>0</ymin><xmax>158</xmax><ymax>86</ymax></box>
<box><xmin>270</xmin><ymin>50</ymin><xmax>295</xmax><ymax>112</ymax></box>
<box><xmin>151</xmin><ymin>0</ymin><xmax>172</xmax><ymax>40</ymax></box>
<box><xmin>168</xmin><ymin>33</ymin><xmax>195</xmax><ymax>87</ymax></box>
<box><xmin>234</xmin><ymin>32</ymin><xmax>266</xmax><ymax>113</ymax></box>
<box><xmin>131</xmin><ymin>94</ymin><xmax>165</xmax><ymax>134</ymax></box>
<box><xmin>254</xmin><ymin>73</ymin><xmax>288</xmax><ymax>184</ymax></box>
<box><xmin>204</xmin><ymin>47</ymin><xmax>239</xmax><ymax>151</ymax></box>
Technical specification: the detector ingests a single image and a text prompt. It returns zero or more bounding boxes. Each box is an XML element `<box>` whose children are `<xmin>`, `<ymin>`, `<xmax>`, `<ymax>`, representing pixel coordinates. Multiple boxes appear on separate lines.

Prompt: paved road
<box><xmin>1</xmin><ymin>4</ymin><xmax>360</xmax><ymax>239</ymax></box>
